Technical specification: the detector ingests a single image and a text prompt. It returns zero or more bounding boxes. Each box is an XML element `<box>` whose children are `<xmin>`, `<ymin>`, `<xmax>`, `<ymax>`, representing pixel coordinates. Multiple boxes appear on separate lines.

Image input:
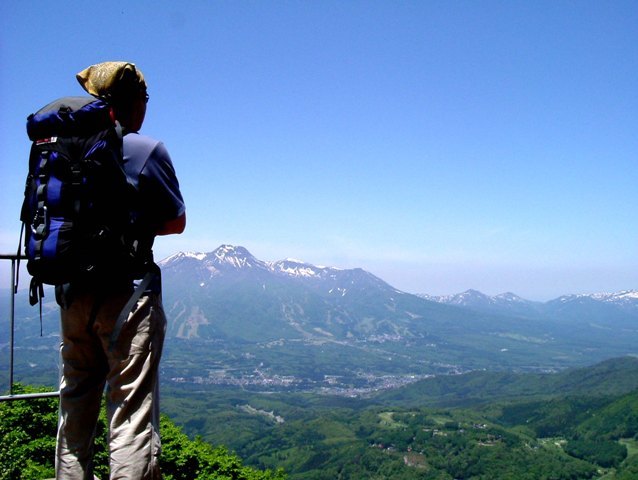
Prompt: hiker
<box><xmin>53</xmin><ymin>62</ymin><xmax>186</xmax><ymax>479</ymax></box>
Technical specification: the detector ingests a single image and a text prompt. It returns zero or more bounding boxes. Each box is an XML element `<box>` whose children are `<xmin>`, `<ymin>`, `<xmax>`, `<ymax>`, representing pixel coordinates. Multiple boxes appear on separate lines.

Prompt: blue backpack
<box><xmin>20</xmin><ymin>96</ymin><xmax>143</xmax><ymax>305</ymax></box>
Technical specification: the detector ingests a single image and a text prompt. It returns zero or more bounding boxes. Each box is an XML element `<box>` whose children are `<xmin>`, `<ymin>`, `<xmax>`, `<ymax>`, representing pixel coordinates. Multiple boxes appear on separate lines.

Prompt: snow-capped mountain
<box><xmin>159</xmin><ymin>245</ymin><xmax>398</xmax><ymax>294</ymax></box>
<box><xmin>420</xmin><ymin>288</ymin><xmax>638</xmax><ymax>322</ymax></box>
<box><xmin>9</xmin><ymin>244</ymin><xmax>638</xmax><ymax>379</ymax></box>
<box><xmin>163</xmin><ymin>248</ymin><xmax>637</xmax><ymax>315</ymax></box>
<box><xmin>158</xmin><ymin>244</ymin><xmax>423</xmax><ymax>343</ymax></box>
<box><xmin>422</xmin><ymin>289</ymin><xmax>530</xmax><ymax>307</ymax></box>
<box><xmin>552</xmin><ymin>290</ymin><xmax>638</xmax><ymax>308</ymax></box>
<box><xmin>270</xmin><ymin>258</ymin><xmax>336</xmax><ymax>278</ymax></box>
<box><xmin>419</xmin><ymin>289</ymin><xmax>542</xmax><ymax>317</ymax></box>
<box><xmin>161</xmin><ymin>246</ymin><xmax>339</xmax><ymax>278</ymax></box>
<box><xmin>157</xmin><ymin>245</ymin><xmax>638</xmax><ymax>344</ymax></box>
<box><xmin>542</xmin><ymin>290</ymin><xmax>638</xmax><ymax>328</ymax></box>
<box><xmin>160</xmin><ymin>245</ymin><xmax>269</xmax><ymax>273</ymax></box>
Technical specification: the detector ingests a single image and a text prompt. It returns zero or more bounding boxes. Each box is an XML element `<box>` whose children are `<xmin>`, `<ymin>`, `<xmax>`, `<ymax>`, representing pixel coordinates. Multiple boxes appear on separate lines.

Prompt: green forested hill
<box><xmin>575</xmin><ymin>390</ymin><xmax>638</xmax><ymax>440</ymax></box>
<box><xmin>235</xmin><ymin>394</ymin><xmax>638</xmax><ymax>479</ymax></box>
<box><xmin>161</xmin><ymin>357</ymin><xmax>638</xmax><ymax>479</ymax></box>
<box><xmin>238</xmin><ymin>406</ymin><xmax>601</xmax><ymax>479</ymax></box>
<box><xmin>375</xmin><ymin>356</ymin><xmax>638</xmax><ymax>408</ymax></box>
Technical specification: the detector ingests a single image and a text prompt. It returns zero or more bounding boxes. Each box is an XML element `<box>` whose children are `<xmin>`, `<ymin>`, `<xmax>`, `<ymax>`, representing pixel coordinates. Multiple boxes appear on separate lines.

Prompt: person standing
<box><xmin>55</xmin><ymin>61</ymin><xmax>186</xmax><ymax>479</ymax></box>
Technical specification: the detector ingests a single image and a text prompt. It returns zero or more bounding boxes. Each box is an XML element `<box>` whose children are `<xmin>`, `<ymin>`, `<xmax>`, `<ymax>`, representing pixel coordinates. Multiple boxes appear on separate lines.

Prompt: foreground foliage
<box><xmin>0</xmin><ymin>384</ymin><xmax>285</xmax><ymax>480</ymax></box>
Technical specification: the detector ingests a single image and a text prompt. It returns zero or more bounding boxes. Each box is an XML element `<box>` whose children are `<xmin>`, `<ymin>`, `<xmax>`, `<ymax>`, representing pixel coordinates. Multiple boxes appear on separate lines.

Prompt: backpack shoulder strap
<box><xmin>108</xmin><ymin>263</ymin><xmax>160</xmax><ymax>352</ymax></box>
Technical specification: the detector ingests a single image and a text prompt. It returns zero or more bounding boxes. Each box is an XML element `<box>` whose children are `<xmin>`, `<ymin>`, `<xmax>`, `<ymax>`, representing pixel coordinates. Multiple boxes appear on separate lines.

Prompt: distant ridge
<box><xmin>157</xmin><ymin>245</ymin><xmax>638</xmax><ymax>356</ymax></box>
<box><xmin>376</xmin><ymin>356</ymin><xmax>638</xmax><ymax>407</ymax></box>
<box><xmin>161</xmin><ymin>246</ymin><xmax>637</xmax><ymax>307</ymax></box>
<box><xmin>419</xmin><ymin>288</ymin><xmax>638</xmax><ymax>321</ymax></box>
<box><xmin>160</xmin><ymin>245</ymin><xmax>374</xmax><ymax>283</ymax></box>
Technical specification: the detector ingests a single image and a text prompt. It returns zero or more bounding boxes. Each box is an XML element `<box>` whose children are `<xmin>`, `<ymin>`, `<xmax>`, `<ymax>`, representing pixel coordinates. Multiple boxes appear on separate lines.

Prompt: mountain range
<box><xmin>162</xmin><ymin>245</ymin><xmax>638</xmax><ymax>316</ymax></box>
<box><xmin>419</xmin><ymin>288</ymin><xmax>638</xmax><ymax>326</ymax></box>
<box><xmin>159</xmin><ymin>245</ymin><xmax>410</xmax><ymax>343</ymax></box>
<box><xmin>160</xmin><ymin>245</ymin><xmax>638</xmax><ymax>336</ymax></box>
<box><xmin>3</xmin><ymin>244</ymin><xmax>637</xmax><ymax>394</ymax></box>
<box><xmin>156</xmin><ymin>245</ymin><xmax>638</xmax><ymax>379</ymax></box>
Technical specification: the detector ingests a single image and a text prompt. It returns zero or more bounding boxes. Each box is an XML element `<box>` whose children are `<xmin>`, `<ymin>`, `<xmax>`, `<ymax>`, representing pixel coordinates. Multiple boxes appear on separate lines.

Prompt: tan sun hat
<box><xmin>76</xmin><ymin>61</ymin><xmax>147</xmax><ymax>103</ymax></box>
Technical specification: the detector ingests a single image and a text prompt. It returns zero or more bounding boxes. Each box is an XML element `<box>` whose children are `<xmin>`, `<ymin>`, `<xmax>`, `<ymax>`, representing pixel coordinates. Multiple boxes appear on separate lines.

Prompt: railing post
<box><xmin>9</xmin><ymin>257</ymin><xmax>16</xmax><ymax>396</ymax></box>
<box><xmin>0</xmin><ymin>253</ymin><xmax>59</xmax><ymax>401</ymax></box>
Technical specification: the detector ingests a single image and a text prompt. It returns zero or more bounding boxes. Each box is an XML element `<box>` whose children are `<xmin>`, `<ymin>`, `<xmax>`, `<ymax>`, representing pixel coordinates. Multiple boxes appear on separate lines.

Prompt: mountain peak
<box><xmin>462</xmin><ymin>289</ymin><xmax>489</xmax><ymax>298</ymax></box>
<box><xmin>210</xmin><ymin>245</ymin><xmax>266</xmax><ymax>270</ymax></box>
<box><xmin>213</xmin><ymin>244</ymin><xmax>252</xmax><ymax>258</ymax></box>
<box><xmin>444</xmin><ymin>289</ymin><xmax>492</xmax><ymax>306</ymax></box>
<box><xmin>494</xmin><ymin>292</ymin><xmax>526</xmax><ymax>303</ymax></box>
<box><xmin>270</xmin><ymin>258</ymin><xmax>338</xmax><ymax>279</ymax></box>
<box><xmin>158</xmin><ymin>251</ymin><xmax>207</xmax><ymax>266</ymax></box>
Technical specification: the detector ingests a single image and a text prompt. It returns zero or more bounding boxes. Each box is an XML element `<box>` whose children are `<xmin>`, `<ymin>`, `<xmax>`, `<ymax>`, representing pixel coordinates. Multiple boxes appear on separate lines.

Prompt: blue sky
<box><xmin>1</xmin><ymin>1</ymin><xmax>636</xmax><ymax>300</ymax></box>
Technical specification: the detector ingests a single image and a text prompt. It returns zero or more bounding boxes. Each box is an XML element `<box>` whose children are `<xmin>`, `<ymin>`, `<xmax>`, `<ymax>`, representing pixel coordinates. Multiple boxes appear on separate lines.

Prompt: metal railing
<box><xmin>0</xmin><ymin>253</ymin><xmax>59</xmax><ymax>401</ymax></box>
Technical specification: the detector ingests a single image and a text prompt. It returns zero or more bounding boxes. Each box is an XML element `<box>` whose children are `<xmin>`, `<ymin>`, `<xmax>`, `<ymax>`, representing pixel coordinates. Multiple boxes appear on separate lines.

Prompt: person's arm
<box><xmin>157</xmin><ymin>212</ymin><xmax>186</xmax><ymax>236</ymax></box>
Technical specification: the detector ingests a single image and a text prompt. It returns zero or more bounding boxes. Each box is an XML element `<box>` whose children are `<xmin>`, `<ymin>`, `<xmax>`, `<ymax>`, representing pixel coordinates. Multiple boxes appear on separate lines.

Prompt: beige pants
<box><xmin>55</xmin><ymin>289</ymin><xmax>166</xmax><ymax>480</ymax></box>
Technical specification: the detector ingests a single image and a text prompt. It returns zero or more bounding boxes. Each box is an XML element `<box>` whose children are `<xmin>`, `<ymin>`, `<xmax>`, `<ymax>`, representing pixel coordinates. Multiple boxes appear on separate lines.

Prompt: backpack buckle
<box><xmin>31</xmin><ymin>206</ymin><xmax>49</xmax><ymax>238</ymax></box>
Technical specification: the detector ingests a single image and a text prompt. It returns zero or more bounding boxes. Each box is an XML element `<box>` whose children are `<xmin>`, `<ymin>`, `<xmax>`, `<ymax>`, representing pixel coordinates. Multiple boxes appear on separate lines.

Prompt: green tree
<box><xmin>160</xmin><ymin>416</ymin><xmax>285</xmax><ymax>480</ymax></box>
<box><xmin>564</xmin><ymin>438</ymin><xmax>627</xmax><ymax>468</ymax></box>
<box><xmin>0</xmin><ymin>384</ymin><xmax>285</xmax><ymax>480</ymax></box>
<box><xmin>0</xmin><ymin>385</ymin><xmax>57</xmax><ymax>479</ymax></box>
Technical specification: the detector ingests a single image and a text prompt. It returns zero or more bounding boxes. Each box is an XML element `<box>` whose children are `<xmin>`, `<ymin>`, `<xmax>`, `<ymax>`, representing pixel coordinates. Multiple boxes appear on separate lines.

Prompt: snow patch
<box><xmin>158</xmin><ymin>251</ymin><xmax>206</xmax><ymax>265</ymax></box>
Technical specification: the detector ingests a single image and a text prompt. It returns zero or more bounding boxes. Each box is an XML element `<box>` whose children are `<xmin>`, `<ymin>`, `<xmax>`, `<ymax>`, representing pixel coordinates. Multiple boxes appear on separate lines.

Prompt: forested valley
<box><xmin>4</xmin><ymin>357</ymin><xmax>638</xmax><ymax>479</ymax></box>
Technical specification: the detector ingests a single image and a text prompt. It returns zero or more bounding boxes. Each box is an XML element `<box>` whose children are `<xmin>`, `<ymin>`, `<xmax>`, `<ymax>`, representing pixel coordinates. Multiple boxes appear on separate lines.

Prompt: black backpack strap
<box><xmin>28</xmin><ymin>277</ymin><xmax>45</xmax><ymax>336</ymax></box>
<box><xmin>25</xmin><ymin>205</ymin><xmax>44</xmax><ymax>334</ymax></box>
<box><xmin>29</xmin><ymin>277</ymin><xmax>44</xmax><ymax>307</ymax></box>
<box><xmin>108</xmin><ymin>263</ymin><xmax>160</xmax><ymax>352</ymax></box>
<box><xmin>15</xmin><ymin>223</ymin><xmax>24</xmax><ymax>294</ymax></box>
